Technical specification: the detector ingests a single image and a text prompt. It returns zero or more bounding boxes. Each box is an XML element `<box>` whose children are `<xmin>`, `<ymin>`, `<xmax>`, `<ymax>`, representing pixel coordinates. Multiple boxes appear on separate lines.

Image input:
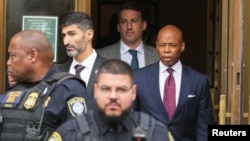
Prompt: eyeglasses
<box><xmin>96</xmin><ymin>85</ymin><xmax>133</xmax><ymax>95</ymax></box>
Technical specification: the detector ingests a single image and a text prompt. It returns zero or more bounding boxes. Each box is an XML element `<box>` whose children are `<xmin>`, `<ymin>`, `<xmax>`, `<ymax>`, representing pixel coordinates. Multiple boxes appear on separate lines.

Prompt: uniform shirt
<box><xmin>49</xmin><ymin>110</ymin><xmax>169</xmax><ymax>141</ymax></box>
<box><xmin>1</xmin><ymin>65</ymin><xmax>95</xmax><ymax>133</ymax></box>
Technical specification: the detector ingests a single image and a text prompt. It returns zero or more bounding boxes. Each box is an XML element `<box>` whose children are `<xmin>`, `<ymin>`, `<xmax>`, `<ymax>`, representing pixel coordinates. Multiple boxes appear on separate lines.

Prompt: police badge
<box><xmin>24</xmin><ymin>92</ymin><xmax>39</xmax><ymax>110</ymax></box>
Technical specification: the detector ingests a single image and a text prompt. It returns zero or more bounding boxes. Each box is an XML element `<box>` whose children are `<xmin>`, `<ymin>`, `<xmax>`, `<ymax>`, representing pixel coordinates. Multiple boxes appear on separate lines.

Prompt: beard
<box><xmin>66</xmin><ymin>45</ymin><xmax>85</xmax><ymax>57</ymax></box>
<box><xmin>97</xmin><ymin>104</ymin><xmax>132</xmax><ymax>125</ymax></box>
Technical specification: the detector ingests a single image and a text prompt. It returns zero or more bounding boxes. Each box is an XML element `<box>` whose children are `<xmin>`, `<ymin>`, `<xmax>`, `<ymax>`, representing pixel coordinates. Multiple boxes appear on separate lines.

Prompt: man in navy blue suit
<box><xmin>133</xmin><ymin>24</ymin><xmax>214</xmax><ymax>141</ymax></box>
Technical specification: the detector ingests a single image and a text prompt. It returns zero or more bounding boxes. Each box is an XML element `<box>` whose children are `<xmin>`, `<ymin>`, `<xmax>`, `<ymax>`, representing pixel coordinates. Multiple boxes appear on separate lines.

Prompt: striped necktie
<box><xmin>74</xmin><ymin>64</ymin><xmax>85</xmax><ymax>78</ymax></box>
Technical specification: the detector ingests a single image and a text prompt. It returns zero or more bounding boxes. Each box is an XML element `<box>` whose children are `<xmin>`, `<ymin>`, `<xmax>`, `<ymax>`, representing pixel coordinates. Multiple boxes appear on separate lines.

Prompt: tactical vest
<box><xmin>0</xmin><ymin>72</ymin><xmax>85</xmax><ymax>141</ymax></box>
<box><xmin>73</xmin><ymin>111</ymin><xmax>155</xmax><ymax>141</ymax></box>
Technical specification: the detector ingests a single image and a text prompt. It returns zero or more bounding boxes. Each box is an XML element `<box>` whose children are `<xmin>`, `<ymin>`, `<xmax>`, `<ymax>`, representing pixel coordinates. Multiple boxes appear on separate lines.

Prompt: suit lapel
<box><xmin>147</xmin><ymin>63</ymin><xmax>169</xmax><ymax>120</ymax></box>
<box><xmin>176</xmin><ymin>65</ymin><xmax>191</xmax><ymax>112</ymax></box>
<box><xmin>144</xmin><ymin>44</ymin><xmax>159</xmax><ymax>65</ymax></box>
<box><xmin>58</xmin><ymin>59</ymin><xmax>72</xmax><ymax>72</ymax></box>
<box><xmin>87</xmin><ymin>55</ymin><xmax>106</xmax><ymax>93</ymax></box>
<box><xmin>110</xmin><ymin>42</ymin><xmax>121</xmax><ymax>59</ymax></box>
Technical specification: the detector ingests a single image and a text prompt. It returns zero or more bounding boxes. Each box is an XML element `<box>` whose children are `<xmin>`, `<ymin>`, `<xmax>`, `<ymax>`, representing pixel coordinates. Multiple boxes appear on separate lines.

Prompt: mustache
<box><xmin>65</xmin><ymin>44</ymin><xmax>75</xmax><ymax>48</ymax></box>
<box><xmin>66</xmin><ymin>44</ymin><xmax>84</xmax><ymax>52</ymax></box>
<box><xmin>105</xmin><ymin>99</ymin><xmax>121</xmax><ymax>107</ymax></box>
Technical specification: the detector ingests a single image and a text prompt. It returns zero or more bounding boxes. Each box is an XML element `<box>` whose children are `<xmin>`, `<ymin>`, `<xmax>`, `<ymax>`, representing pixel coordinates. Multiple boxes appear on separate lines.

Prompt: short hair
<box><xmin>59</xmin><ymin>11</ymin><xmax>94</xmax><ymax>31</ymax></box>
<box><xmin>95</xmin><ymin>59</ymin><xmax>135</xmax><ymax>84</ymax></box>
<box><xmin>15</xmin><ymin>29</ymin><xmax>54</xmax><ymax>62</ymax></box>
<box><xmin>117</xmin><ymin>2</ymin><xmax>147</xmax><ymax>23</ymax></box>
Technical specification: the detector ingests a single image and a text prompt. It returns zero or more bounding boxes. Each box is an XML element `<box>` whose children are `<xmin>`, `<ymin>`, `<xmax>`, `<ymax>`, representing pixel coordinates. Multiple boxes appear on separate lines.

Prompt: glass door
<box><xmin>0</xmin><ymin>0</ymin><xmax>90</xmax><ymax>92</ymax></box>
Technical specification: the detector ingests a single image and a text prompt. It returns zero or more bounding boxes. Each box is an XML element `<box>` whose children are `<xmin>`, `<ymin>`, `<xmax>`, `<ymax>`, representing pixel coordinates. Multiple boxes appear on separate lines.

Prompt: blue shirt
<box><xmin>0</xmin><ymin>94</ymin><xmax>6</xmax><ymax>102</ymax></box>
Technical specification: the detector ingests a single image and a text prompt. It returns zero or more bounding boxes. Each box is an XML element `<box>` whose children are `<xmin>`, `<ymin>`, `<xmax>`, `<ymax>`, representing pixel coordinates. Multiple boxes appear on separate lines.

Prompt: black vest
<box><xmin>73</xmin><ymin>111</ymin><xmax>156</xmax><ymax>141</ymax></box>
<box><xmin>0</xmin><ymin>72</ymin><xmax>84</xmax><ymax>141</ymax></box>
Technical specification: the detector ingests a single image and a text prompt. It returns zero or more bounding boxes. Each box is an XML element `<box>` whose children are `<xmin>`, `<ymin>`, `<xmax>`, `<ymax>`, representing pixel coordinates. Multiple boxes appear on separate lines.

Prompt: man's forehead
<box><xmin>62</xmin><ymin>24</ymin><xmax>80</xmax><ymax>32</ymax></box>
<box><xmin>98</xmin><ymin>73</ymin><xmax>131</xmax><ymax>84</ymax></box>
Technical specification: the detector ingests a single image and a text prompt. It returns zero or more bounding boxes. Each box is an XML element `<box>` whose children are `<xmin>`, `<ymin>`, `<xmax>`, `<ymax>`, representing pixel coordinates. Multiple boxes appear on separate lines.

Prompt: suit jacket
<box><xmin>133</xmin><ymin>61</ymin><xmax>214</xmax><ymax>141</ymax></box>
<box><xmin>96</xmin><ymin>42</ymin><xmax>159</xmax><ymax>66</ymax></box>
<box><xmin>58</xmin><ymin>54</ymin><xmax>106</xmax><ymax>95</ymax></box>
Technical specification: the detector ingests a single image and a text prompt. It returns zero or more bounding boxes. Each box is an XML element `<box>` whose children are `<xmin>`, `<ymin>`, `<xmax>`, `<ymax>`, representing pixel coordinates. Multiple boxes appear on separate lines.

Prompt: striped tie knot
<box><xmin>74</xmin><ymin>64</ymin><xmax>85</xmax><ymax>78</ymax></box>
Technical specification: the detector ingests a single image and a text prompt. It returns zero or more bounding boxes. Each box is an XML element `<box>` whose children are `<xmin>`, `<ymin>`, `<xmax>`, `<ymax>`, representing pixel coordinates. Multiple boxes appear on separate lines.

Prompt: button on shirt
<box><xmin>120</xmin><ymin>41</ymin><xmax>145</xmax><ymax>68</ymax></box>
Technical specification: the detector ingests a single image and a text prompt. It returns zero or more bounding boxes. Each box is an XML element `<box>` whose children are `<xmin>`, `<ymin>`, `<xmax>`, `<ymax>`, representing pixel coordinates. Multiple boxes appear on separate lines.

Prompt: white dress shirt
<box><xmin>120</xmin><ymin>40</ymin><xmax>146</xmax><ymax>68</ymax></box>
<box><xmin>69</xmin><ymin>50</ymin><xmax>97</xmax><ymax>86</ymax></box>
<box><xmin>159</xmin><ymin>60</ymin><xmax>182</xmax><ymax>106</ymax></box>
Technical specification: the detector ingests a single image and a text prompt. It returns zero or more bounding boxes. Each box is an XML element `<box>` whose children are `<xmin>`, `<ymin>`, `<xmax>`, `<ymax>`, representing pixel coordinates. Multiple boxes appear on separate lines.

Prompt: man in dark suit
<box><xmin>58</xmin><ymin>12</ymin><xmax>106</xmax><ymax>94</ymax></box>
<box><xmin>97</xmin><ymin>2</ymin><xmax>158</xmax><ymax>69</ymax></box>
<box><xmin>133</xmin><ymin>24</ymin><xmax>214</xmax><ymax>141</ymax></box>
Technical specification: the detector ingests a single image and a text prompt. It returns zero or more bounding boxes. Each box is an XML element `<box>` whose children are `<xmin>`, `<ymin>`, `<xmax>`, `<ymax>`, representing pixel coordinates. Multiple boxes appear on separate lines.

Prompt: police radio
<box><xmin>132</xmin><ymin>126</ymin><xmax>147</xmax><ymax>141</ymax></box>
<box><xmin>131</xmin><ymin>113</ymin><xmax>147</xmax><ymax>141</ymax></box>
<box><xmin>25</xmin><ymin>88</ymin><xmax>49</xmax><ymax>141</ymax></box>
<box><xmin>25</xmin><ymin>122</ymin><xmax>44</xmax><ymax>141</ymax></box>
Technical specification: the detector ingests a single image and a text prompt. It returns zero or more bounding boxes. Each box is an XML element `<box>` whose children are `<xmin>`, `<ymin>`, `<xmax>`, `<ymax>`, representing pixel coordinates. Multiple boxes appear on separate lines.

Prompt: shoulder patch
<box><xmin>67</xmin><ymin>97</ymin><xmax>87</xmax><ymax>117</ymax></box>
<box><xmin>48</xmin><ymin>131</ymin><xmax>62</xmax><ymax>141</ymax></box>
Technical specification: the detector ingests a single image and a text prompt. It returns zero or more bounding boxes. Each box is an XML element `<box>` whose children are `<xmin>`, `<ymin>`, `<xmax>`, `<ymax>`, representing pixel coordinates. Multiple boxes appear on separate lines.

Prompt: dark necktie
<box><xmin>163</xmin><ymin>68</ymin><xmax>176</xmax><ymax>119</ymax></box>
<box><xmin>128</xmin><ymin>49</ymin><xmax>139</xmax><ymax>69</ymax></box>
<box><xmin>74</xmin><ymin>64</ymin><xmax>85</xmax><ymax>78</ymax></box>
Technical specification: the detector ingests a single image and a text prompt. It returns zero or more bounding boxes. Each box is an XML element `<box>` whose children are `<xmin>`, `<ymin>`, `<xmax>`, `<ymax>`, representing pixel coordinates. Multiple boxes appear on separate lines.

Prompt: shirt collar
<box><xmin>120</xmin><ymin>40</ymin><xmax>144</xmax><ymax>55</ymax></box>
<box><xmin>159</xmin><ymin>60</ymin><xmax>182</xmax><ymax>74</ymax></box>
<box><xmin>72</xmin><ymin>50</ymin><xmax>97</xmax><ymax>69</ymax></box>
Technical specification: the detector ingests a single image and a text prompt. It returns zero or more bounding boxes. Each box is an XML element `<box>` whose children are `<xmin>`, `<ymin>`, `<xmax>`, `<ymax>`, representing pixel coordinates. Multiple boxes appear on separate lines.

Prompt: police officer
<box><xmin>0</xmin><ymin>30</ymin><xmax>95</xmax><ymax>141</ymax></box>
<box><xmin>49</xmin><ymin>59</ymin><xmax>169</xmax><ymax>141</ymax></box>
